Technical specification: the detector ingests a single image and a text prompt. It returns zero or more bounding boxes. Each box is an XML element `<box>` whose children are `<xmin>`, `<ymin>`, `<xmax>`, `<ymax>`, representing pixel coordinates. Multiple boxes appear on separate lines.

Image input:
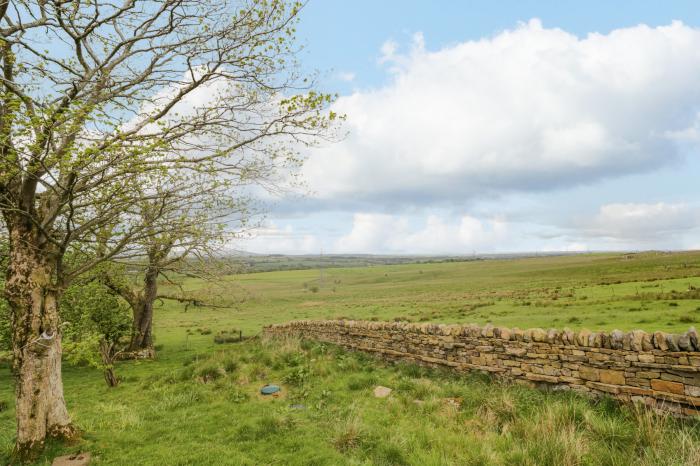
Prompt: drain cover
<box><xmin>260</xmin><ymin>384</ymin><xmax>281</xmax><ymax>395</ymax></box>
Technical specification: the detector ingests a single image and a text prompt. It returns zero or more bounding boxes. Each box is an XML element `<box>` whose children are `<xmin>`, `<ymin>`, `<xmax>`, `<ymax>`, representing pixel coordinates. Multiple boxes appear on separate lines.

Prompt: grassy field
<box><xmin>2</xmin><ymin>251</ymin><xmax>700</xmax><ymax>464</ymax></box>
<box><xmin>161</xmin><ymin>251</ymin><xmax>700</xmax><ymax>336</ymax></box>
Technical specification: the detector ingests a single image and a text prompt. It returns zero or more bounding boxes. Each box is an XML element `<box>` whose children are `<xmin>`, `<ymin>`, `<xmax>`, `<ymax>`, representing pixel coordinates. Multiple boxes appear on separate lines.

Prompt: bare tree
<box><xmin>0</xmin><ymin>0</ymin><xmax>336</xmax><ymax>459</ymax></box>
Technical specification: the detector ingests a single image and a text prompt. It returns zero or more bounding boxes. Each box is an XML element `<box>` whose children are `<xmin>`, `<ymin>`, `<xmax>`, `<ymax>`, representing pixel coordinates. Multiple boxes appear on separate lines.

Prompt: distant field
<box><xmin>229</xmin><ymin>252</ymin><xmax>574</xmax><ymax>273</ymax></box>
<box><xmin>160</xmin><ymin>251</ymin><xmax>700</xmax><ymax>337</ymax></box>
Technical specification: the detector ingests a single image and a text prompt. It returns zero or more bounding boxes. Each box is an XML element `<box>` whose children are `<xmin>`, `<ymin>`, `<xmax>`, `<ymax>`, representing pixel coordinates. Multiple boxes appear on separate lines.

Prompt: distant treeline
<box><xmin>224</xmin><ymin>252</ymin><xmax>580</xmax><ymax>274</ymax></box>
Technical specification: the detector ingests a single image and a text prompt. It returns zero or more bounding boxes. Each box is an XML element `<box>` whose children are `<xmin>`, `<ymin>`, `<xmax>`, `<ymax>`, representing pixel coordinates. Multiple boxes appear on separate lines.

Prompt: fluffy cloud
<box><xmin>303</xmin><ymin>20</ymin><xmax>700</xmax><ymax>207</ymax></box>
<box><xmin>241</xmin><ymin>202</ymin><xmax>700</xmax><ymax>254</ymax></box>
<box><xmin>241</xmin><ymin>223</ymin><xmax>321</xmax><ymax>255</ymax></box>
<box><xmin>335</xmin><ymin>213</ymin><xmax>508</xmax><ymax>254</ymax></box>
<box><xmin>580</xmin><ymin>202</ymin><xmax>700</xmax><ymax>242</ymax></box>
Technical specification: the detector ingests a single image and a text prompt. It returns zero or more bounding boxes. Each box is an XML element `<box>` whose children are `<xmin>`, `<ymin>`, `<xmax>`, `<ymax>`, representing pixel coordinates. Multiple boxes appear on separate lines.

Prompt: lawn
<box><xmin>2</xmin><ymin>251</ymin><xmax>700</xmax><ymax>464</ymax></box>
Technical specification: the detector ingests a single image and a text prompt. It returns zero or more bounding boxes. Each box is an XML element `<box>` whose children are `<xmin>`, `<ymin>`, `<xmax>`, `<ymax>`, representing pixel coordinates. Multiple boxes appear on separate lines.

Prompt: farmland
<box><xmin>162</xmin><ymin>251</ymin><xmax>700</xmax><ymax>336</ymax></box>
<box><xmin>2</xmin><ymin>251</ymin><xmax>700</xmax><ymax>464</ymax></box>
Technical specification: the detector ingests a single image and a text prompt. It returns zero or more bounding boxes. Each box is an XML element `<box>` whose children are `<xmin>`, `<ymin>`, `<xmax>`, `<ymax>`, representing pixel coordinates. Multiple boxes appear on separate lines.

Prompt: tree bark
<box><xmin>128</xmin><ymin>267</ymin><xmax>157</xmax><ymax>354</ymax></box>
<box><xmin>4</xmin><ymin>226</ymin><xmax>76</xmax><ymax>460</ymax></box>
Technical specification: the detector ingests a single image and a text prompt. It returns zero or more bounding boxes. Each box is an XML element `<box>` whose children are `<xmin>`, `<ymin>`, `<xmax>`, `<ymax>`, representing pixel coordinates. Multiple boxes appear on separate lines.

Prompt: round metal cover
<box><xmin>260</xmin><ymin>384</ymin><xmax>281</xmax><ymax>395</ymax></box>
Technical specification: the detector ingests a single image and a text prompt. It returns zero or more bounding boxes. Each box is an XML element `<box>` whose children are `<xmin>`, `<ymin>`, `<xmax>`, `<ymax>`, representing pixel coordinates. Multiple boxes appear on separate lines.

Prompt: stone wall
<box><xmin>263</xmin><ymin>320</ymin><xmax>700</xmax><ymax>416</ymax></box>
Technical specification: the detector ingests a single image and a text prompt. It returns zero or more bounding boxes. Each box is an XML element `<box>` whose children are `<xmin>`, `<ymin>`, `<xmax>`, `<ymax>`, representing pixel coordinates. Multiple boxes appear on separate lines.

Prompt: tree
<box><xmin>100</xmin><ymin>171</ymin><xmax>246</xmax><ymax>356</ymax></box>
<box><xmin>0</xmin><ymin>0</ymin><xmax>336</xmax><ymax>459</ymax></box>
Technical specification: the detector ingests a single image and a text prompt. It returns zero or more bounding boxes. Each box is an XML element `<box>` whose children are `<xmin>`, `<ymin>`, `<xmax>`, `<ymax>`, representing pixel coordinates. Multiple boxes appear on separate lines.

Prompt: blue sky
<box><xmin>242</xmin><ymin>1</ymin><xmax>700</xmax><ymax>255</ymax></box>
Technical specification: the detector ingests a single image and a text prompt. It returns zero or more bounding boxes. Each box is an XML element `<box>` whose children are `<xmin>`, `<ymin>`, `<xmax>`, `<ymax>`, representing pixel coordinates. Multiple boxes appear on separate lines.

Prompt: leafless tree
<box><xmin>0</xmin><ymin>0</ymin><xmax>336</xmax><ymax>459</ymax></box>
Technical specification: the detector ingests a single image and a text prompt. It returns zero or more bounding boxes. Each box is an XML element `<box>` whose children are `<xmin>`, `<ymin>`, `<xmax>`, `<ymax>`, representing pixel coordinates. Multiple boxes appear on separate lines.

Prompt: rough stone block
<box><xmin>654</xmin><ymin>332</ymin><xmax>669</xmax><ymax>351</ymax></box>
<box><xmin>686</xmin><ymin>385</ymin><xmax>700</xmax><ymax>397</ymax></box>
<box><xmin>526</xmin><ymin>373</ymin><xmax>558</xmax><ymax>383</ymax></box>
<box><xmin>586</xmin><ymin>381</ymin><xmax>620</xmax><ymax>394</ymax></box>
<box><xmin>688</xmin><ymin>327</ymin><xmax>699</xmax><ymax>351</ymax></box>
<box><xmin>531</xmin><ymin>328</ymin><xmax>547</xmax><ymax>342</ymax></box>
<box><xmin>577</xmin><ymin>329</ymin><xmax>591</xmax><ymax>346</ymax></box>
<box><xmin>600</xmin><ymin>370</ymin><xmax>625</xmax><ymax>385</ymax></box>
<box><xmin>638</xmin><ymin>354</ymin><xmax>655</xmax><ymax>363</ymax></box>
<box><xmin>579</xmin><ymin>366</ymin><xmax>600</xmax><ymax>382</ymax></box>
<box><xmin>650</xmin><ymin>379</ymin><xmax>685</xmax><ymax>395</ymax></box>
<box><xmin>629</xmin><ymin>330</ymin><xmax>646</xmax><ymax>351</ymax></box>
<box><xmin>505</xmin><ymin>347</ymin><xmax>527</xmax><ymax>357</ymax></box>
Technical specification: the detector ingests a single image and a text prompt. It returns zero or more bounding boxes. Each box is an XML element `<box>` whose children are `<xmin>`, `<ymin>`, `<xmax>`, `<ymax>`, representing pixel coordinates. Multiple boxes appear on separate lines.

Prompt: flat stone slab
<box><xmin>52</xmin><ymin>452</ymin><xmax>91</xmax><ymax>466</ymax></box>
<box><xmin>373</xmin><ymin>386</ymin><xmax>392</xmax><ymax>398</ymax></box>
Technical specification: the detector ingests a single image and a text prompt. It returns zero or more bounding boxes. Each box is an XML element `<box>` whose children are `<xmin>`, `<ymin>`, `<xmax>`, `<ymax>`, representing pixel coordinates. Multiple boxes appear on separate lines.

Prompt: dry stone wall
<box><xmin>264</xmin><ymin>320</ymin><xmax>700</xmax><ymax>416</ymax></box>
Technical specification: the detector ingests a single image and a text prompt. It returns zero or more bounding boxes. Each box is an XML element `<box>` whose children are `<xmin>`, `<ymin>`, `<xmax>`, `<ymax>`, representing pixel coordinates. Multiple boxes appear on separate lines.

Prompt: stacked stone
<box><xmin>264</xmin><ymin>320</ymin><xmax>700</xmax><ymax>416</ymax></box>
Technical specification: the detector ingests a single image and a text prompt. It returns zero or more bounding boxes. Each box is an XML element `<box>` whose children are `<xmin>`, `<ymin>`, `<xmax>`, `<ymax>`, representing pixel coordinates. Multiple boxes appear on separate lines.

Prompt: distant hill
<box><xmin>222</xmin><ymin>251</ymin><xmax>585</xmax><ymax>273</ymax></box>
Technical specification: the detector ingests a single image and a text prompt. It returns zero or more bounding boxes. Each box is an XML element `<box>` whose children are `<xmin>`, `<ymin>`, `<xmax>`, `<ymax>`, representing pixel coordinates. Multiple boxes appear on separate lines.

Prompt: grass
<box><xmin>161</xmin><ymin>251</ymin><xmax>700</xmax><ymax>335</ymax></box>
<box><xmin>3</xmin><ymin>337</ymin><xmax>699</xmax><ymax>465</ymax></box>
<box><xmin>2</xmin><ymin>251</ymin><xmax>700</xmax><ymax>464</ymax></box>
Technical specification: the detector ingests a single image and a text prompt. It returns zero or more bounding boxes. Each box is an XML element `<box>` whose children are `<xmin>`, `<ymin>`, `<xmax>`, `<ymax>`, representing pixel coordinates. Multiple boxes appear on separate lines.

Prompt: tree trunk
<box><xmin>128</xmin><ymin>267</ymin><xmax>157</xmax><ymax>355</ymax></box>
<box><xmin>4</xmin><ymin>228</ymin><xmax>76</xmax><ymax>460</ymax></box>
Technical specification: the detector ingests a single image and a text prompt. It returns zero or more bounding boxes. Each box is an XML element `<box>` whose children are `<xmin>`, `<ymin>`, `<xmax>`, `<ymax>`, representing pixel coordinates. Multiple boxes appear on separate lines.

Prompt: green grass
<box><xmin>2</xmin><ymin>336</ymin><xmax>699</xmax><ymax>465</ymax></box>
<box><xmin>3</xmin><ymin>251</ymin><xmax>700</xmax><ymax>464</ymax></box>
<box><xmin>162</xmin><ymin>251</ymin><xmax>700</xmax><ymax>335</ymax></box>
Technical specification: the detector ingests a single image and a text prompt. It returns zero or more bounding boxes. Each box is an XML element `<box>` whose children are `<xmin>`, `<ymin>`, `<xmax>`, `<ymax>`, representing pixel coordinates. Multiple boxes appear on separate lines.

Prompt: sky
<box><xmin>241</xmin><ymin>0</ymin><xmax>700</xmax><ymax>255</ymax></box>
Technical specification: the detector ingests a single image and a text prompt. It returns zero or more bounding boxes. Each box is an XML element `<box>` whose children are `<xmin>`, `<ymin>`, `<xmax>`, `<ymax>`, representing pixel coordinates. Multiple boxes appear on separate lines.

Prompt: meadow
<box><xmin>2</xmin><ymin>251</ymin><xmax>700</xmax><ymax>464</ymax></box>
<box><xmin>162</xmin><ymin>251</ymin><xmax>700</xmax><ymax>336</ymax></box>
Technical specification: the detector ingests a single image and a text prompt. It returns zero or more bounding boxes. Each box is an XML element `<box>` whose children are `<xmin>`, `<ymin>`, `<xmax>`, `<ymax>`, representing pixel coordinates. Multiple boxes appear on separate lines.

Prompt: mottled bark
<box><xmin>4</xmin><ymin>226</ymin><xmax>76</xmax><ymax>460</ymax></box>
<box><xmin>98</xmin><ymin>340</ymin><xmax>119</xmax><ymax>387</ymax></box>
<box><xmin>128</xmin><ymin>267</ymin><xmax>157</xmax><ymax>354</ymax></box>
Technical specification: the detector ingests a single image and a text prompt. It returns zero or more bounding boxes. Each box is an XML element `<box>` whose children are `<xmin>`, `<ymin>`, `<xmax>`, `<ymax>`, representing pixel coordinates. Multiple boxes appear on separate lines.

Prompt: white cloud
<box><xmin>241</xmin><ymin>223</ymin><xmax>321</xmax><ymax>254</ymax></box>
<box><xmin>337</xmin><ymin>71</ymin><xmax>356</xmax><ymax>82</ymax></box>
<box><xmin>581</xmin><ymin>202</ymin><xmax>700</xmax><ymax>241</ymax></box>
<box><xmin>378</xmin><ymin>39</ymin><xmax>399</xmax><ymax>64</ymax></box>
<box><xmin>335</xmin><ymin>213</ymin><xmax>508</xmax><ymax>254</ymax></box>
<box><xmin>304</xmin><ymin>20</ymin><xmax>700</xmax><ymax>207</ymax></box>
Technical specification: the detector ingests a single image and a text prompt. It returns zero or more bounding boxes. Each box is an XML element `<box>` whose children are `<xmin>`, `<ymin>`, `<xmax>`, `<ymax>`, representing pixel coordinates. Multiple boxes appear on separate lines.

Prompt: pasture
<box><xmin>2</xmin><ymin>251</ymin><xmax>700</xmax><ymax>464</ymax></box>
<box><xmin>163</xmin><ymin>251</ymin><xmax>700</xmax><ymax>335</ymax></box>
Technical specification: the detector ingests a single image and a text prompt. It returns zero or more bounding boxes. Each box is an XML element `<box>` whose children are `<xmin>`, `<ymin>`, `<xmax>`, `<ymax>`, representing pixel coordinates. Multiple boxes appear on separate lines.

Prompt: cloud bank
<box><xmin>244</xmin><ymin>20</ymin><xmax>700</xmax><ymax>254</ymax></box>
<box><xmin>303</xmin><ymin>20</ymin><xmax>700</xmax><ymax>207</ymax></box>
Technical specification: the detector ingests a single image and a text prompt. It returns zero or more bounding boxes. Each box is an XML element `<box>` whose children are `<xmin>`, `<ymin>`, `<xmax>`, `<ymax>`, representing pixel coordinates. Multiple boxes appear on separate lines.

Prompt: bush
<box><xmin>282</xmin><ymin>366</ymin><xmax>310</xmax><ymax>386</ymax></box>
<box><xmin>60</xmin><ymin>279</ymin><xmax>132</xmax><ymax>387</ymax></box>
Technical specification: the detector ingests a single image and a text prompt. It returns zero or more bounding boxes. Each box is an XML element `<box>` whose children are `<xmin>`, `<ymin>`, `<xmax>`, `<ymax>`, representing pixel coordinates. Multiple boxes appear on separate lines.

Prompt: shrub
<box><xmin>283</xmin><ymin>366</ymin><xmax>310</xmax><ymax>386</ymax></box>
<box><xmin>60</xmin><ymin>279</ymin><xmax>132</xmax><ymax>387</ymax></box>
